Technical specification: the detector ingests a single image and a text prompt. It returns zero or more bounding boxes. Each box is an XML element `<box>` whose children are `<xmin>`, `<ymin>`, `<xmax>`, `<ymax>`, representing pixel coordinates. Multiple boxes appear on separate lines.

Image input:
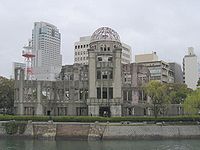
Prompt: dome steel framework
<box><xmin>90</xmin><ymin>27</ymin><xmax>120</xmax><ymax>43</ymax></box>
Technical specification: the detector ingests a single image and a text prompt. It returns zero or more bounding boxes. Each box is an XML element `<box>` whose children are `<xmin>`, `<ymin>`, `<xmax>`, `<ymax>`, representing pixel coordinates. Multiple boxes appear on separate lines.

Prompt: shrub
<box><xmin>2</xmin><ymin>121</ymin><xmax>27</xmax><ymax>135</ymax></box>
<box><xmin>0</xmin><ymin>115</ymin><xmax>200</xmax><ymax>123</ymax></box>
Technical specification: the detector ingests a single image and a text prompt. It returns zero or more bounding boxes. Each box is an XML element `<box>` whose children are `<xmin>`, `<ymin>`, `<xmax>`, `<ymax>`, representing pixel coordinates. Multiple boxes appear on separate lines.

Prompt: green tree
<box><xmin>165</xmin><ymin>83</ymin><xmax>192</xmax><ymax>104</ymax></box>
<box><xmin>197</xmin><ymin>78</ymin><xmax>200</xmax><ymax>87</ymax></box>
<box><xmin>144</xmin><ymin>81</ymin><xmax>170</xmax><ymax>118</ymax></box>
<box><xmin>0</xmin><ymin>76</ymin><xmax>14</xmax><ymax>114</ymax></box>
<box><xmin>183</xmin><ymin>89</ymin><xmax>200</xmax><ymax>114</ymax></box>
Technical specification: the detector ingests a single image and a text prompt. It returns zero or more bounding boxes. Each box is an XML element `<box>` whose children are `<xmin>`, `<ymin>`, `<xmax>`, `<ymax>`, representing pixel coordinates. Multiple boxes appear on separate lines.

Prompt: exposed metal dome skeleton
<box><xmin>90</xmin><ymin>27</ymin><xmax>120</xmax><ymax>43</ymax></box>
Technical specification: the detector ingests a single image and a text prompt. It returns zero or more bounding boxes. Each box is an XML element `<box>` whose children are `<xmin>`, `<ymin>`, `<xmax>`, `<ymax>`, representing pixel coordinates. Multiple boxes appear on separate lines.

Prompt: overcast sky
<box><xmin>0</xmin><ymin>0</ymin><xmax>200</xmax><ymax>78</ymax></box>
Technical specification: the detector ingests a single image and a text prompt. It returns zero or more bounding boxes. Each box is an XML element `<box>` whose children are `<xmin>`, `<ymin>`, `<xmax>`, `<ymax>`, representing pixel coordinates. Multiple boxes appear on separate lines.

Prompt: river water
<box><xmin>0</xmin><ymin>139</ymin><xmax>199</xmax><ymax>150</ymax></box>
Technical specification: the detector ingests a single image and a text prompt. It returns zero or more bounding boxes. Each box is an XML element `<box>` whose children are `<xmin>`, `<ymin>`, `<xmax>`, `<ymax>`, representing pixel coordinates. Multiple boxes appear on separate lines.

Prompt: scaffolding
<box><xmin>22</xmin><ymin>40</ymin><xmax>35</xmax><ymax>80</ymax></box>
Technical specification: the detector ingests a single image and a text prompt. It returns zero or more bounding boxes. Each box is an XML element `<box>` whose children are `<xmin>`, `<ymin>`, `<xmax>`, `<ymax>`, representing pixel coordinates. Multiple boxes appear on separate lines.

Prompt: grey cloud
<box><xmin>0</xmin><ymin>0</ymin><xmax>200</xmax><ymax>77</ymax></box>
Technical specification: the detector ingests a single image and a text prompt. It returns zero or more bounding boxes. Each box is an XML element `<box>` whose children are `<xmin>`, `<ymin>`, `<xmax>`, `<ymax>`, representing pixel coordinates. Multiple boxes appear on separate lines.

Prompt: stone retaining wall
<box><xmin>0</xmin><ymin>122</ymin><xmax>200</xmax><ymax>140</ymax></box>
<box><xmin>103</xmin><ymin>125</ymin><xmax>200</xmax><ymax>140</ymax></box>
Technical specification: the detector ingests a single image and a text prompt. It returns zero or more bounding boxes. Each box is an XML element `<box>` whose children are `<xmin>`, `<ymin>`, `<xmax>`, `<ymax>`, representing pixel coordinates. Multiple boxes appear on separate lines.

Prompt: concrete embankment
<box><xmin>0</xmin><ymin>121</ymin><xmax>200</xmax><ymax>140</ymax></box>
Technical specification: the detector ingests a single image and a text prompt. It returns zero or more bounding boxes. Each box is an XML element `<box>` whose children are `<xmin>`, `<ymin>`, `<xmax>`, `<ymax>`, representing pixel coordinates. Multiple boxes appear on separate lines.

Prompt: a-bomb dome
<box><xmin>90</xmin><ymin>27</ymin><xmax>120</xmax><ymax>43</ymax></box>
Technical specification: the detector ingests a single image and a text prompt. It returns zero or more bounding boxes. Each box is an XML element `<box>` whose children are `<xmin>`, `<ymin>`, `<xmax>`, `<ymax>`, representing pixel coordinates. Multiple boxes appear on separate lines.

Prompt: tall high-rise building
<box><xmin>32</xmin><ymin>22</ymin><xmax>62</xmax><ymax>81</ymax></box>
<box><xmin>74</xmin><ymin>36</ymin><xmax>132</xmax><ymax>64</ymax></box>
<box><xmin>183</xmin><ymin>47</ymin><xmax>198</xmax><ymax>90</ymax></box>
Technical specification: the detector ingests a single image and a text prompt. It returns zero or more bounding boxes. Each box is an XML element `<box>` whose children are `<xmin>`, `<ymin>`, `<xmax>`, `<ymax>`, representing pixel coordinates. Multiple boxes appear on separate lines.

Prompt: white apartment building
<box><xmin>135</xmin><ymin>52</ymin><xmax>174</xmax><ymax>83</ymax></box>
<box><xmin>74</xmin><ymin>36</ymin><xmax>132</xmax><ymax>64</ymax></box>
<box><xmin>32</xmin><ymin>22</ymin><xmax>62</xmax><ymax>81</ymax></box>
<box><xmin>183</xmin><ymin>47</ymin><xmax>199</xmax><ymax>90</ymax></box>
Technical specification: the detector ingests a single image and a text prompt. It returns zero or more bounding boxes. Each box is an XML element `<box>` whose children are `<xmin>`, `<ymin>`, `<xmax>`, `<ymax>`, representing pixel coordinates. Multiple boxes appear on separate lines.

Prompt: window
<box><xmin>83</xmin><ymin>45</ymin><xmax>85</xmax><ymax>48</ymax></box>
<box><xmin>128</xmin><ymin>91</ymin><xmax>132</xmax><ymax>101</ymax></box>
<box><xmin>103</xmin><ymin>87</ymin><xmax>107</xmax><ymax>99</ymax></box>
<box><xmin>102</xmin><ymin>74</ymin><xmax>107</xmax><ymax>79</ymax></box>
<box><xmin>97</xmin><ymin>70</ymin><xmax>101</xmax><ymax>79</ymax></box>
<box><xmin>85</xmin><ymin>90</ymin><xmax>88</xmax><ymax>99</ymax></box>
<box><xmin>78</xmin><ymin>45</ymin><xmax>80</xmax><ymax>49</ymax></box>
<box><xmin>79</xmin><ymin>90</ymin><xmax>84</xmax><ymax>100</ymax></box>
<box><xmin>81</xmin><ymin>45</ymin><xmax>82</xmax><ymax>48</ymax></box>
<box><xmin>107</xmin><ymin>47</ymin><xmax>110</xmax><ymax>51</ymax></box>
<box><xmin>75</xmin><ymin>46</ymin><xmax>77</xmax><ymax>49</ymax></box>
<box><xmin>98</xmin><ymin>57</ymin><xmax>102</xmax><ymax>61</ymax></box>
<box><xmin>123</xmin><ymin>91</ymin><xmax>127</xmax><ymax>101</ymax></box>
<box><xmin>109</xmin><ymin>71</ymin><xmax>113</xmax><ymax>79</ymax></box>
<box><xmin>108</xmin><ymin>57</ymin><xmax>112</xmax><ymax>62</ymax></box>
<box><xmin>109</xmin><ymin>88</ymin><xmax>113</xmax><ymax>99</ymax></box>
<box><xmin>100</xmin><ymin>47</ymin><xmax>103</xmax><ymax>51</ymax></box>
<box><xmin>97</xmin><ymin>88</ymin><xmax>101</xmax><ymax>99</ymax></box>
<box><xmin>65</xmin><ymin>90</ymin><xmax>70</xmax><ymax>100</ymax></box>
<box><xmin>104</xmin><ymin>47</ymin><xmax>106</xmax><ymax>51</ymax></box>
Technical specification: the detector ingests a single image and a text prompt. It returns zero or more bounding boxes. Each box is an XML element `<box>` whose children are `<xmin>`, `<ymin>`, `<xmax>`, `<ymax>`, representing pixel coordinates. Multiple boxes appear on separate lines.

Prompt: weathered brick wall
<box><xmin>33</xmin><ymin>123</ymin><xmax>56</xmax><ymax>140</ymax></box>
<box><xmin>56</xmin><ymin>124</ymin><xmax>90</xmax><ymax>140</ymax></box>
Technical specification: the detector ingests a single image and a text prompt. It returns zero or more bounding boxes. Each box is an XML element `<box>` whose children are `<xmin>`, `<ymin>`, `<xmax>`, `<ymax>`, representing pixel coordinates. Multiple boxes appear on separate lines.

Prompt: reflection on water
<box><xmin>0</xmin><ymin>138</ymin><xmax>199</xmax><ymax>150</ymax></box>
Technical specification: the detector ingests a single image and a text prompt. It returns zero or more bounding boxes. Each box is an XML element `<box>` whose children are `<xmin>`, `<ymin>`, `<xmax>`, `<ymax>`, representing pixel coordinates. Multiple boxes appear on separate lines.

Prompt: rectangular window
<box><xmin>103</xmin><ymin>87</ymin><xmax>107</xmax><ymax>99</ymax></box>
<box><xmin>98</xmin><ymin>57</ymin><xmax>102</xmax><ymax>61</ymax></box>
<box><xmin>109</xmin><ymin>88</ymin><xmax>113</xmax><ymax>99</ymax></box>
<box><xmin>79</xmin><ymin>90</ymin><xmax>83</xmax><ymax>100</ymax></box>
<box><xmin>108</xmin><ymin>57</ymin><xmax>112</xmax><ymax>61</ymax></box>
<box><xmin>102</xmin><ymin>74</ymin><xmax>107</xmax><ymax>79</ymax></box>
<box><xmin>109</xmin><ymin>71</ymin><xmax>113</xmax><ymax>79</ymax></box>
<box><xmin>97</xmin><ymin>88</ymin><xmax>101</xmax><ymax>99</ymax></box>
<box><xmin>97</xmin><ymin>70</ymin><xmax>101</xmax><ymax>79</ymax></box>
<box><xmin>123</xmin><ymin>91</ymin><xmax>127</xmax><ymax>101</ymax></box>
<box><xmin>85</xmin><ymin>90</ymin><xmax>88</xmax><ymax>99</ymax></box>
<box><xmin>128</xmin><ymin>91</ymin><xmax>132</xmax><ymax>101</ymax></box>
<box><xmin>65</xmin><ymin>90</ymin><xmax>70</xmax><ymax>100</ymax></box>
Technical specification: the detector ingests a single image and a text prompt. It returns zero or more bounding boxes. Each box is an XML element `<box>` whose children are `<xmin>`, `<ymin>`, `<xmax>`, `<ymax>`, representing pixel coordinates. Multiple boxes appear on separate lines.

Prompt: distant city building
<box><xmin>74</xmin><ymin>36</ymin><xmax>132</xmax><ymax>64</ymax></box>
<box><xmin>135</xmin><ymin>52</ymin><xmax>158</xmax><ymax>63</ymax></box>
<box><xmin>135</xmin><ymin>52</ymin><xmax>174</xmax><ymax>83</ymax></box>
<box><xmin>121</xmin><ymin>43</ymin><xmax>132</xmax><ymax>64</ymax></box>
<box><xmin>183</xmin><ymin>47</ymin><xmax>199</xmax><ymax>90</ymax></box>
<box><xmin>12</xmin><ymin>62</ymin><xmax>26</xmax><ymax>78</ymax></box>
<box><xmin>74</xmin><ymin>36</ymin><xmax>90</xmax><ymax>65</ymax></box>
<box><xmin>32</xmin><ymin>22</ymin><xmax>62</xmax><ymax>81</ymax></box>
<box><xmin>169</xmin><ymin>62</ymin><xmax>183</xmax><ymax>84</ymax></box>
